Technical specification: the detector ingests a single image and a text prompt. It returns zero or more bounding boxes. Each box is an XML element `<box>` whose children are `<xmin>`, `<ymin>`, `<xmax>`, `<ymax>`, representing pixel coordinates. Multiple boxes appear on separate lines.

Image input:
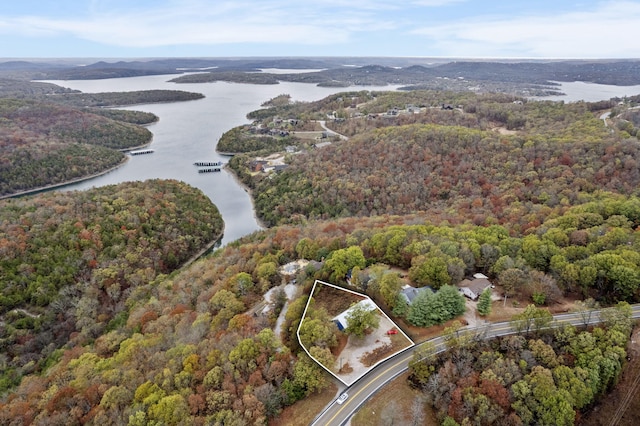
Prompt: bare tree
<box><xmin>411</xmin><ymin>395</ymin><xmax>426</xmax><ymax>426</ymax></box>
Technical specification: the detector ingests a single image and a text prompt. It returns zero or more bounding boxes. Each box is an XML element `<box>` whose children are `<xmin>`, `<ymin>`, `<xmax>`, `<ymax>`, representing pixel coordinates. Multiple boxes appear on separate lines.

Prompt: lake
<box><xmin>43</xmin><ymin>75</ymin><xmax>640</xmax><ymax>245</ymax></box>
<box><xmin>44</xmin><ymin>74</ymin><xmax>394</xmax><ymax>244</ymax></box>
<box><xmin>538</xmin><ymin>81</ymin><xmax>640</xmax><ymax>102</ymax></box>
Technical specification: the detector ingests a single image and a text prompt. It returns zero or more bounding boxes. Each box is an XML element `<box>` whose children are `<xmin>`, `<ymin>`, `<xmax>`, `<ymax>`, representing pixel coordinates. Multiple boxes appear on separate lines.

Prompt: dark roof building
<box><xmin>400</xmin><ymin>285</ymin><xmax>433</xmax><ymax>305</ymax></box>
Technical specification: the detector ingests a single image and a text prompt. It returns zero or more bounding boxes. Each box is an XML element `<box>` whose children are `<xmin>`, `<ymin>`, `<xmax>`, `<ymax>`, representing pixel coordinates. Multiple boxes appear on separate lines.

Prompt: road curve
<box><xmin>317</xmin><ymin>120</ymin><xmax>349</xmax><ymax>141</ymax></box>
<box><xmin>311</xmin><ymin>304</ymin><xmax>640</xmax><ymax>426</ymax></box>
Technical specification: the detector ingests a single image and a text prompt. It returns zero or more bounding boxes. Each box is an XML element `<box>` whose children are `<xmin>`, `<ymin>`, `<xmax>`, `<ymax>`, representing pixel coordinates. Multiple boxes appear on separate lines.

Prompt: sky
<box><xmin>1</xmin><ymin>0</ymin><xmax>640</xmax><ymax>59</ymax></box>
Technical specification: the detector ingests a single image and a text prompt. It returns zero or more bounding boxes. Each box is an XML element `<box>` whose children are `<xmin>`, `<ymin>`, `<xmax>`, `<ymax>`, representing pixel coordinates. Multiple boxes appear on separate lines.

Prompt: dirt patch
<box><xmin>333</xmin><ymin>313</ymin><xmax>393</xmax><ymax>383</ymax></box>
<box><xmin>464</xmin><ymin>298</ymin><xmax>480</xmax><ymax>327</ymax></box>
<box><xmin>396</xmin><ymin>315</ymin><xmax>469</xmax><ymax>343</ymax></box>
<box><xmin>360</xmin><ymin>342</ymin><xmax>393</xmax><ymax>367</ymax></box>
<box><xmin>313</xmin><ymin>283</ymin><xmax>362</xmax><ymax>317</ymax></box>
<box><xmin>350</xmin><ymin>371</ymin><xmax>436</xmax><ymax>426</ymax></box>
<box><xmin>486</xmin><ymin>289</ymin><xmax>578</xmax><ymax>323</ymax></box>
<box><xmin>331</xmin><ymin>332</ymin><xmax>349</xmax><ymax>357</ymax></box>
<box><xmin>338</xmin><ymin>362</ymin><xmax>353</xmax><ymax>374</ymax></box>
<box><xmin>493</xmin><ymin>126</ymin><xmax>518</xmax><ymax>135</ymax></box>
<box><xmin>578</xmin><ymin>326</ymin><xmax>640</xmax><ymax>426</ymax></box>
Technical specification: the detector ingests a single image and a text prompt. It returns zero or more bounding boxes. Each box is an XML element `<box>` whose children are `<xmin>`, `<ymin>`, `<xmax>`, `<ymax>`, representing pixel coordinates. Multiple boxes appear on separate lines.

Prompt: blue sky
<box><xmin>1</xmin><ymin>0</ymin><xmax>639</xmax><ymax>58</ymax></box>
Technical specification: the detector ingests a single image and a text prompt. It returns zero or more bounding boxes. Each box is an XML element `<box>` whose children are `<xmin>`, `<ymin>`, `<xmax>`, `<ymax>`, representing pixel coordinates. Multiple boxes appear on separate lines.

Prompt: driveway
<box><xmin>334</xmin><ymin>313</ymin><xmax>395</xmax><ymax>385</ymax></box>
<box><xmin>317</xmin><ymin>120</ymin><xmax>349</xmax><ymax>140</ymax></box>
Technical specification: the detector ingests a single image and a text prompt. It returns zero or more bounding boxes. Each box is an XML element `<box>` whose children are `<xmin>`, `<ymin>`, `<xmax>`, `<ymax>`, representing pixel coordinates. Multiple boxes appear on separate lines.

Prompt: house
<box><xmin>399</xmin><ymin>285</ymin><xmax>433</xmax><ymax>305</ymax></box>
<box><xmin>458</xmin><ymin>273</ymin><xmax>493</xmax><ymax>300</ymax></box>
<box><xmin>249</xmin><ymin>160</ymin><xmax>268</xmax><ymax>172</ymax></box>
<box><xmin>332</xmin><ymin>298</ymin><xmax>377</xmax><ymax>331</ymax></box>
<box><xmin>269</xmin><ymin>128</ymin><xmax>284</xmax><ymax>136</ymax></box>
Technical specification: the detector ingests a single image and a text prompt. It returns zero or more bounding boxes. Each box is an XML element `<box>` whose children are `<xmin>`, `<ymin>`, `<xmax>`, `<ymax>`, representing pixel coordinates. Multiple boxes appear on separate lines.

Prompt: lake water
<box><xmin>537</xmin><ymin>81</ymin><xmax>640</xmax><ymax>102</ymax></box>
<box><xmin>43</xmin><ymin>75</ymin><xmax>640</xmax><ymax>244</ymax></box>
<box><xmin>44</xmin><ymin>74</ymin><xmax>394</xmax><ymax>244</ymax></box>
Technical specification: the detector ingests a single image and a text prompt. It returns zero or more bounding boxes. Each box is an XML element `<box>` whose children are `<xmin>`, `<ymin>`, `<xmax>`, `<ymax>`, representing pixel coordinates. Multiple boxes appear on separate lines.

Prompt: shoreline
<box><xmin>0</xmin><ymin>156</ymin><xmax>130</xmax><ymax>201</ymax></box>
<box><xmin>181</xmin><ymin>227</ymin><xmax>225</xmax><ymax>268</ymax></box>
<box><xmin>223</xmin><ymin>164</ymin><xmax>268</xmax><ymax>231</ymax></box>
<box><xmin>0</xmin><ymin>138</ymin><xmax>157</xmax><ymax>201</ymax></box>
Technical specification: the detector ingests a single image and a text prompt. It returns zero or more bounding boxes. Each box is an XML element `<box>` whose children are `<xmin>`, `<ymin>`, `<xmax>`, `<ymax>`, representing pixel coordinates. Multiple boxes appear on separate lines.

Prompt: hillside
<box><xmin>0</xmin><ymin>180</ymin><xmax>223</xmax><ymax>395</ymax></box>
<box><xmin>7</xmin><ymin>58</ymin><xmax>640</xmax><ymax>95</ymax></box>
<box><xmin>225</xmin><ymin>90</ymin><xmax>640</xmax><ymax>233</ymax></box>
<box><xmin>2</xmin><ymin>80</ymin><xmax>640</xmax><ymax>425</ymax></box>
<box><xmin>0</xmin><ymin>99</ymin><xmax>153</xmax><ymax>197</ymax></box>
<box><xmin>1</xmin><ymin>194</ymin><xmax>639</xmax><ymax>423</ymax></box>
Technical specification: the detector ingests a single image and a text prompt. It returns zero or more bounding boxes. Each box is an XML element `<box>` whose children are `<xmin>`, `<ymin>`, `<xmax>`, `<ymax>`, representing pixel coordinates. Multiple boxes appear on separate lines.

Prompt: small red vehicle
<box><xmin>386</xmin><ymin>329</ymin><xmax>398</xmax><ymax>335</ymax></box>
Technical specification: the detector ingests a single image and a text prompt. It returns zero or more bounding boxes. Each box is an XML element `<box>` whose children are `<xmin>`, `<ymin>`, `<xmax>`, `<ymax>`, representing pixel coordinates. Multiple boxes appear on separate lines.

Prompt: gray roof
<box><xmin>459</xmin><ymin>278</ymin><xmax>492</xmax><ymax>296</ymax></box>
<box><xmin>400</xmin><ymin>286</ymin><xmax>433</xmax><ymax>304</ymax></box>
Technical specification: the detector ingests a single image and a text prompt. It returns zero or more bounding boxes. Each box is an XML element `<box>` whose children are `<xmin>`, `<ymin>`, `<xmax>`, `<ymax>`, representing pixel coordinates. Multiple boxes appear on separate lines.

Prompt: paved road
<box><xmin>311</xmin><ymin>304</ymin><xmax>640</xmax><ymax>426</ymax></box>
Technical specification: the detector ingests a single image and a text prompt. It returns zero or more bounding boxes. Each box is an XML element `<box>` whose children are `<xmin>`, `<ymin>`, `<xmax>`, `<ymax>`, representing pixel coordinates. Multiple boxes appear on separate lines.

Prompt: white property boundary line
<box><xmin>297</xmin><ymin>279</ymin><xmax>415</xmax><ymax>386</ymax></box>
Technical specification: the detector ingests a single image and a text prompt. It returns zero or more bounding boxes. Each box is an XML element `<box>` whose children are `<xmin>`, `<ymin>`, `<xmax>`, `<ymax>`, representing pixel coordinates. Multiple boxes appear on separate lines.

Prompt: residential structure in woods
<box><xmin>458</xmin><ymin>273</ymin><xmax>493</xmax><ymax>300</ymax></box>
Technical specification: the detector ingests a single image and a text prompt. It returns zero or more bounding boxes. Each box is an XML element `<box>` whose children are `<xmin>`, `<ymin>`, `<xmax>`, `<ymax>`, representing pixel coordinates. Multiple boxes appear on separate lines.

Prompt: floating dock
<box><xmin>194</xmin><ymin>161</ymin><xmax>223</xmax><ymax>167</ymax></box>
<box><xmin>130</xmin><ymin>149</ymin><xmax>154</xmax><ymax>155</ymax></box>
<box><xmin>198</xmin><ymin>168</ymin><xmax>221</xmax><ymax>173</ymax></box>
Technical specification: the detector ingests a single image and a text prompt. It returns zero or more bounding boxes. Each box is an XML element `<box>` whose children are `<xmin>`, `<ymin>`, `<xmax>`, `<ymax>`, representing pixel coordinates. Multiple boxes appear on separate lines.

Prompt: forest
<box><xmin>42</xmin><ymin>90</ymin><xmax>204</xmax><ymax>109</ymax></box>
<box><xmin>0</xmin><ymin>99</ymin><xmax>148</xmax><ymax>196</ymax></box>
<box><xmin>2</xmin><ymin>193</ymin><xmax>639</xmax><ymax>424</ymax></box>
<box><xmin>167</xmin><ymin>60</ymin><xmax>640</xmax><ymax>91</ymax></box>
<box><xmin>409</xmin><ymin>303</ymin><xmax>633</xmax><ymax>425</ymax></box>
<box><xmin>10</xmin><ymin>57</ymin><xmax>640</xmax><ymax>88</ymax></box>
<box><xmin>2</xmin><ymin>80</ymin><xmax>640</xmax><ymax>425</ymax></box>
<box><xmin>0</xmin><ymin>179</ymin><xmax>223</xmax><ymax>396</ymax></box>
<box><xmin>226</xmin><ymin>90</ymin><xmax>639</xmax><ymax>235</ymax></box>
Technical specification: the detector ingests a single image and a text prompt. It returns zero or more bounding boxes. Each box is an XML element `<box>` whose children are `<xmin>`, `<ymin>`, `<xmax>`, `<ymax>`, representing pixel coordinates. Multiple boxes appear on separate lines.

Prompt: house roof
<box><xmin>459</xmin><ymin>277</ymin><xmax>492</xmax><ymax>295</ymax></box>
<box><xmin>332</xmin><ymin>298</ymin><xmax>377</xmax><ymax>329</ymax></box>
<box><xmin>400</xmin><ymin>285</ymin><xmax>433</xmax><ymax>304</ymax></box>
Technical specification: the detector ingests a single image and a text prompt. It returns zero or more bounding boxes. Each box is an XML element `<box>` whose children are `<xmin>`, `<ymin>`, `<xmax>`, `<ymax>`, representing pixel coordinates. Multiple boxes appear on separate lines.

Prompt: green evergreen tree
<box><xmin>477</xmin><ymin>288</ymin><xmax>492</xmax><ymax>316</ymax></box>
<box><xmin>437</xmin><ymin>285</ymin><xmax>466</xmax><ymax>318</ymax></box>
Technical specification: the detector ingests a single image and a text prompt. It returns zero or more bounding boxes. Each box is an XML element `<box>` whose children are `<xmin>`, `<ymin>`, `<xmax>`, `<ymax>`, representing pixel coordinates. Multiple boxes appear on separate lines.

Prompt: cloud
<box><xmin>411</xmin><ymin>1</ymin><xmax>640</xmax><ymax>58</ymax></box>
<box><xmin>2</xmin><ymin>0</ymin><xmax>638</xmax><ymax>58</ymax></box>
<box><xmin>0</xmin><ymin>1</ymin><xmax>364</xmax><ymax>48</ymax></box>
<box><xmin>0</xmin><ymin>0</ymin><xmax>448</xmax><ymax>50</ymax></box>
<box><xmin>410</xmin><ymin>0</ymin><xmax>466</xmax><ymax>5</ymax></box>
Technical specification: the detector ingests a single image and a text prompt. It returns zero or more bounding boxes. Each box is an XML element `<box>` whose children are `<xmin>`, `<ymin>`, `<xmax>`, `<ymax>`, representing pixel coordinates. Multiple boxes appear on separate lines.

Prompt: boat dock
<box><xmin>130</xmin><ymin>149</ymin><xmax>154</xmax><ymax>155</ymax></box>
<box><xmin>194</xmin><ymin>161</ymin><xmax>223</xmax><ymax>167</ymax></box>
<box><xmin>198</xmin><ymin>168</ymin><xmax>221</xmax><ymax>173</ymax></box>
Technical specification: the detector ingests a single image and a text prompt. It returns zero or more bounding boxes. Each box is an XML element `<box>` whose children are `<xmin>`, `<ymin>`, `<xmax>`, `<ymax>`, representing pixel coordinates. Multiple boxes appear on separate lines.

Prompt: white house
<box><xmin>332</xmin><ymin>298</ymin><xmax>377</xmax><ymax>331</ymax></box>
<box><xmin>458</xmin><ymin>273</ymin><xmax>493</xmax><ymax>300</ymax></box>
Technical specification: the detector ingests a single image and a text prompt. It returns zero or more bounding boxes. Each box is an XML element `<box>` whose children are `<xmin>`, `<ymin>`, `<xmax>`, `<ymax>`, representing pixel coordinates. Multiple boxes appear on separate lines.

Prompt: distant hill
<box><xmin>6</xmin><ymin>57</ymin><xmax>639</xmax><ymax>89</ymax></box>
